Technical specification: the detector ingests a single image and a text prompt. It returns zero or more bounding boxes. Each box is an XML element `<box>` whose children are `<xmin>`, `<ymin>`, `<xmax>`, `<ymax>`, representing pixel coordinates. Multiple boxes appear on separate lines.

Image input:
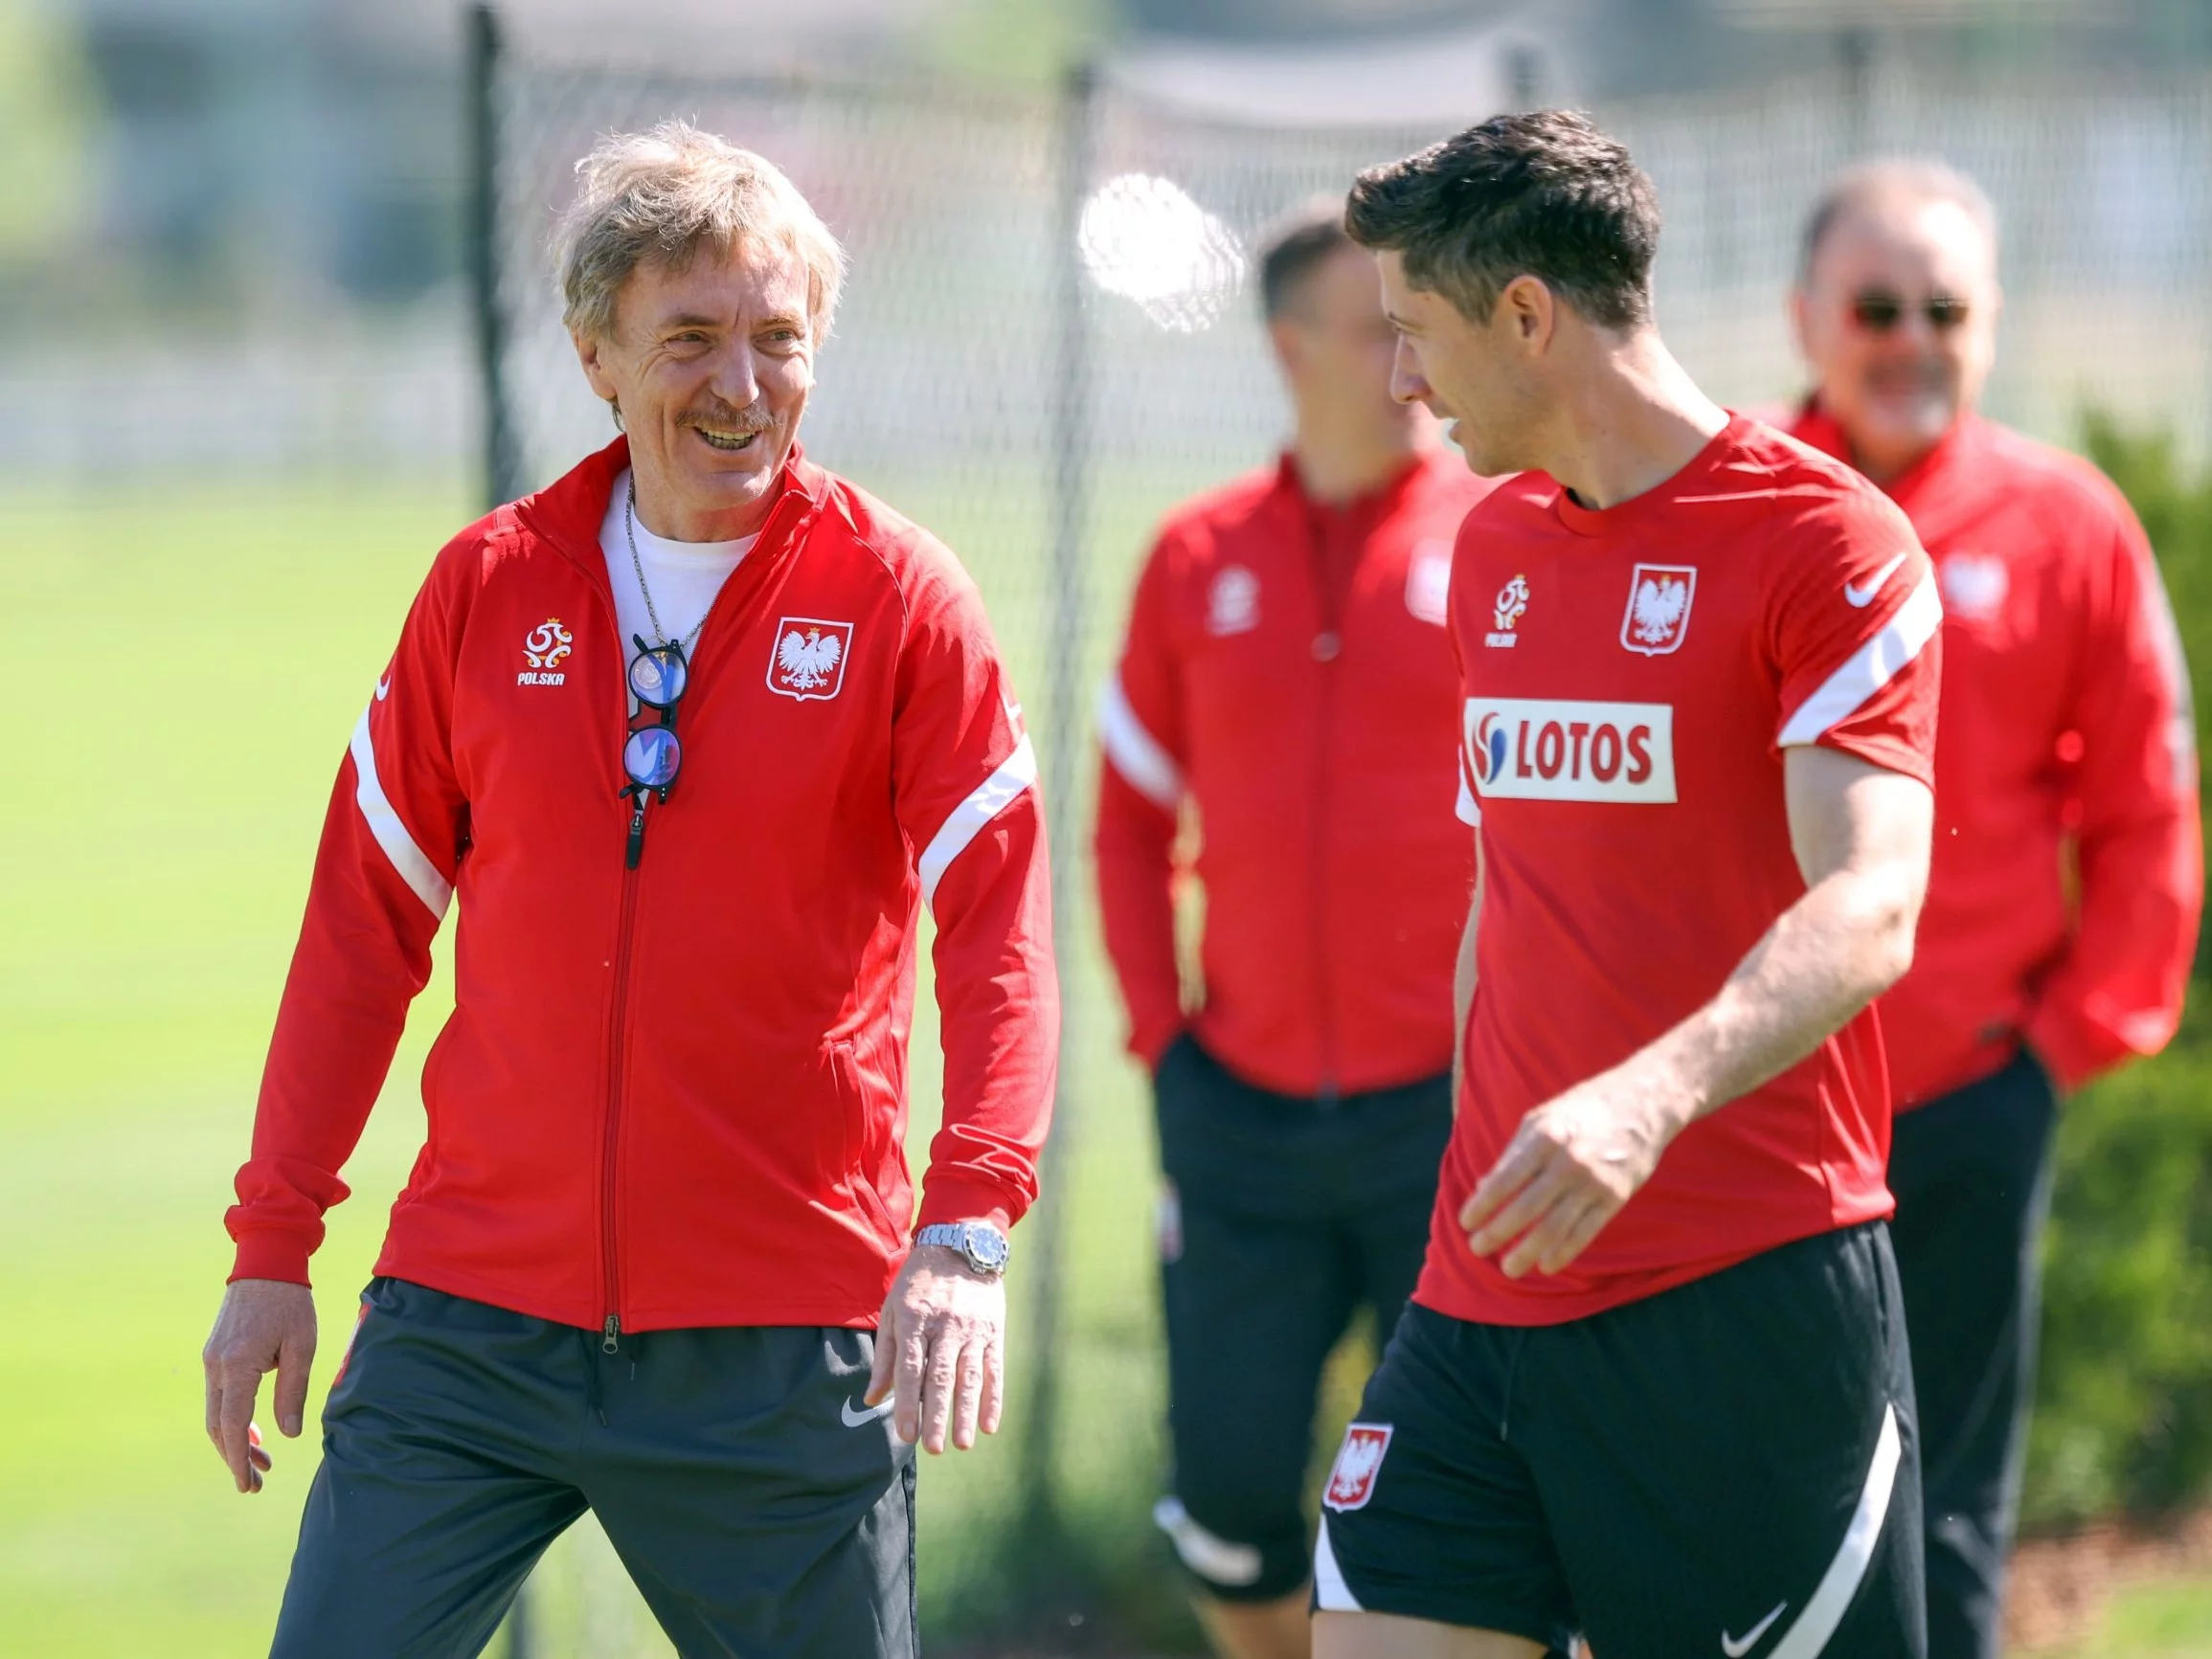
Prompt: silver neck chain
<box><xmin>625</xmin><ymin>482</ymin><xmax>710</xmax><ymax>656</ymax></box>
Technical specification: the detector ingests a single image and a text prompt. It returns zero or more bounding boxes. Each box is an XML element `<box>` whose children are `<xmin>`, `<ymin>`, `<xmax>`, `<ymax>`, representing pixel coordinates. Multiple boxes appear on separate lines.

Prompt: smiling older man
<box><xmin>199</xmin><ymin>122</ymin><xmax>1057</xmax><ymax>1658</ymax></box>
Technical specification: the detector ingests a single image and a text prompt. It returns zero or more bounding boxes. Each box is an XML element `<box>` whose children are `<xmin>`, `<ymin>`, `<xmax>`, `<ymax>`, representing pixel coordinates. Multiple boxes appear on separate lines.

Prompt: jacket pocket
<box><xmin>826</xmin><ymin>1038</ymin><xmax>905</xmax><ymax>1244</ymax></box>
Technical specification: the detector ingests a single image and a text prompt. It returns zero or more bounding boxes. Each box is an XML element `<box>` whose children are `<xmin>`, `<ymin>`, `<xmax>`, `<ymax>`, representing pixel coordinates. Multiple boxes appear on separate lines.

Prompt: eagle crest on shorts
<box><xmin>1322</xmin><ymin>1423</ymin><xmax>1393</xmax><ymax>1512</ymax></box>
<box><xmin>1621</xmin><ymin>564</ymin><xmax>1698</xmax><ymax>656</ymax></box>
<box><xmin>767</xmin><ymin>617</ymin><xmax>854</xmax><ymax>703</ymax></box>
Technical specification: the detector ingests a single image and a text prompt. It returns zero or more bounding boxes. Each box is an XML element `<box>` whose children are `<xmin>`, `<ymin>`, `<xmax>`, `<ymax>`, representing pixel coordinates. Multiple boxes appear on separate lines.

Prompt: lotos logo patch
<box><xmin>768</xmin><ymin>617</ymin><xmax>854</xmax><ymax>702</ymax></box>
<box><xmin>1322</xmin><ymin>1423</ymin><xmax>1393</xmax><ymax>1513</ymax></box>
<box><xmin>518</xmin><ymin>617</ymin><xmax>574</xmax><ymax>686</ymax></box>
<box><xmin>1464</xmin><ymin>698</ymin><xmax>1677</xmax><ymax>803</ymax></box>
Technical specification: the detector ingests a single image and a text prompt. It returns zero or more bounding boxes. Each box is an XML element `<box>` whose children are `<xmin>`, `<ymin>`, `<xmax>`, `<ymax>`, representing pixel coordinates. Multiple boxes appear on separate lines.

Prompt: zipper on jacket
<box><xmin>600</xmin><ymin>854</ymin><xmax>645</xmax><ymax>1353</ymax></box>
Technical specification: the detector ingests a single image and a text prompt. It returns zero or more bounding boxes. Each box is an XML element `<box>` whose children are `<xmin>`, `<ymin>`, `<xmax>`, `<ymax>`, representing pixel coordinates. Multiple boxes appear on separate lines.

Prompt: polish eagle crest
<box><xmin>1322</xmin><ymin>1424</ymin><xmax>1394</xmax><ymax>1512</ymax></box>
<box><xmin>778</xmin><ymin>626</ymin><xmax>843</xmax><ymax>689</ymax></box>
<box><xmin>767</xmin><ymin>617</ymin><xmax>855</xmax><ymax>702</ymax></box>
<box><xmin>1620</xmin><ymin>564</ymin><xmax>1698</xmax><ymax>656</ymax></box>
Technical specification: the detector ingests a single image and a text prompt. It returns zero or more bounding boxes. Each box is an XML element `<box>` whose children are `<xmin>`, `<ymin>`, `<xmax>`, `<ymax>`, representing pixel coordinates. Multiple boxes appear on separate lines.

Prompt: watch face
<box><xmin>965</xmin><ymin>1224</ymin><xmax>1010</xmax><ymax>1270</ymax></box>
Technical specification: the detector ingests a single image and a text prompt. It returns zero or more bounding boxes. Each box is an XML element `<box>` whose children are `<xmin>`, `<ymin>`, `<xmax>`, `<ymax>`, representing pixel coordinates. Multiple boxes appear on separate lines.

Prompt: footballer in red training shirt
<box><xmin>1788</xmin><ymin>160</ymin><xmax>2201</xmax><ymax>1659</ymax></box>
<box><xmin>1313</xmin><ymin>114</ymin><xmax>1939</xmax><ymax>1659</ymax></box>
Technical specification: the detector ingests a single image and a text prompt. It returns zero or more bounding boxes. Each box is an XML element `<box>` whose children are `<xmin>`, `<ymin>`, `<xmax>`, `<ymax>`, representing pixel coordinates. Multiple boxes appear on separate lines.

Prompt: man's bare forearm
<box><xmin>1612</xmin><ymin>859</ymin><xmax>1923</xmax><ymax>1136</ymax></box>
<box><xmin>1583</xmin><ymin>753</ymin><xmax>1933</xmax><ymax>1139</ymax></box>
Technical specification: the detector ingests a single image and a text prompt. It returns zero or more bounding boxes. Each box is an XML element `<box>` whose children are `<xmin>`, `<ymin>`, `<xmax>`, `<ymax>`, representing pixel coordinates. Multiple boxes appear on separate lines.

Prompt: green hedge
<box><xmin>2023</xmin><ymin>416</ymin><xmax>2212</xmax><ymax>1530</ymax></box>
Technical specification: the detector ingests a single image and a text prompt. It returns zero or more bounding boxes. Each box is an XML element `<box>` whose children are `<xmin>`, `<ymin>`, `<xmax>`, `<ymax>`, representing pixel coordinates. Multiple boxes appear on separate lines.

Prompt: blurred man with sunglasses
<box><xmin>1788</xmin><ymin>160</ymin><xmax>2202</xmax><ymax>1659</ymax></box>
<box><xmin>199</xmin><ymin>122</ymin><xmax>1056</xmax><ymax>1658</ymax></box>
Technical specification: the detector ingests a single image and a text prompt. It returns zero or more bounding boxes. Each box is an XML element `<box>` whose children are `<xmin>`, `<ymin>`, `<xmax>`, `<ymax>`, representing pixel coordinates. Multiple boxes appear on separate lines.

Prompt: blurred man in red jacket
<box><xmin>1095</xmin><ymin>203</ymin><xmax>1492</xmax><ymax>1659</ymax></box>
<box><xmin>1789</xmin><ymin>160</ymin><xmax>2202</xmax><ymax>1659</ymax></box>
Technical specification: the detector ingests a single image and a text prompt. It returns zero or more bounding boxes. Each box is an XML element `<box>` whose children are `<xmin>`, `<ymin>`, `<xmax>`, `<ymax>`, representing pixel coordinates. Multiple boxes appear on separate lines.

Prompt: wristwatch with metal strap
<box><xmin>914</xmin><ymin>1220</ymin><xmax>1010</xmax><ymax>1278</ymax></box>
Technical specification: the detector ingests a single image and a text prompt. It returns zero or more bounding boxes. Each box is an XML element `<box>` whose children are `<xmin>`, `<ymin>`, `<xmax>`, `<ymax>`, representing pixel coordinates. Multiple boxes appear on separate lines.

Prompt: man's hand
<box><xmin>1461</xmin><ymin>1068</ymin><xmax>1688</xmax><ymax>1278</ymax></box>
<box><xmin>864</xmin><ymin>1244</ymin><xmax>1004</xmax><ymax>1454</ymax></box>
<box><xmin>202</xmin><ymin>1279</ymin><xmax>318</xmax><ymax>1493</ymax></box>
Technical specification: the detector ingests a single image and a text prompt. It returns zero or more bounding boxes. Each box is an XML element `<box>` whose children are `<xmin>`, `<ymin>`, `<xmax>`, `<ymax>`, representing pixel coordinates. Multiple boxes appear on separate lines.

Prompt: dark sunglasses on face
<box><xmin>621</xmin><ymin>636</ymin><xmax>688</xmax><ymax>866</ymax></box>
<box><xmin>1850</xmin><ymin>290</ymin><xmax>1972</xmax><ymax>333</ymax></box>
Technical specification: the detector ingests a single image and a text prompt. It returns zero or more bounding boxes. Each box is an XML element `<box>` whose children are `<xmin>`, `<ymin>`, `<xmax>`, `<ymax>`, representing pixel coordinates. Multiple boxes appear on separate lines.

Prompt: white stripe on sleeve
<box><xmin>1096</xmin><ymin>672</ymin><xmax>1185</xmax><ymax>812</ymax></box>
<box><xmin>350</xmin><ymin>705</ymin><xmax>453</xmax><ymax>920</ymax></box>
<box><xmin>917</xmin><ymin>735</ymin><xmax>1038</xmax><ymax>909</ymax></box>
<box><xmin>1768</xmin><ymin>1401</ymin><xmax>1903</xmax><ymax>1659</ymax></box>
<box><xmin>1777</xmin><ymin>572</ymin><xmax>1942</xmax><ymax>749</ymax></box>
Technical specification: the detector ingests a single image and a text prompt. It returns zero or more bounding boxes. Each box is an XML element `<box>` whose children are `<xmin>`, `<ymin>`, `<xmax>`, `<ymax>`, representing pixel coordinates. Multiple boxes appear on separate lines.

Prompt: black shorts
<box><xmin>1152</xmin><ymin>1035</ymin><xmax>1451</xmax><ymax>1603</ymax></box>
<box><xmin>272</xmin><ymin>1277</ymin><xmax>914</xmax><ymax>1659</ymax></box>
<box><xmin>1317</xmin><ymin>1223</ymin><xmax>1926</xmax><ymax>1658</ymax></box>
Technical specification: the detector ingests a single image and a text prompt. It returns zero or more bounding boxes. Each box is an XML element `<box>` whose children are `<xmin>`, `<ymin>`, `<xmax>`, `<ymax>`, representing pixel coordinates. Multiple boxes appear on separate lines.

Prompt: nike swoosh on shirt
<box><xmin>1843</xmin><ymin>552</ymin><xmax>1911</xmax><ymax>608</ymax></box>
<box><xmin>841</xmin><ymin>1397</ymin><xmax>895</xmax><ymax>1428</ymax></box>
<box><xmin>1721</xmin><ymin>1600</ymin><xmax>1788</xmax><ymax>1657</ymax></box>
<box><xmin>375</xmin><ymin>675</ymin><xmax>391</xmax><ymax>701</ymax></box>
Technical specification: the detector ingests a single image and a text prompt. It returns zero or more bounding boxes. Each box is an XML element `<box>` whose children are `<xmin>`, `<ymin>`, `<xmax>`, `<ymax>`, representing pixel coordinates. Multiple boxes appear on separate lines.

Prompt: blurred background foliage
<box><xmin>2027</xmin><ymin>417</ymin><xmax>2212</xmax><ymax>1533</ymax></box>
<box><xmin>0</xmin><ymin>0</ymin><xmax>93</xmax><ymax>268</ymax></box>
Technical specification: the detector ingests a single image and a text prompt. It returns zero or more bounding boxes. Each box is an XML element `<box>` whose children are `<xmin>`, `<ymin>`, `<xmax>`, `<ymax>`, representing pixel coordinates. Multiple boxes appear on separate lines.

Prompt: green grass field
<box><xmin>4</xmin><ymin>474</ymin><xmax>2211</xmax><ymax>1656</ymax></box>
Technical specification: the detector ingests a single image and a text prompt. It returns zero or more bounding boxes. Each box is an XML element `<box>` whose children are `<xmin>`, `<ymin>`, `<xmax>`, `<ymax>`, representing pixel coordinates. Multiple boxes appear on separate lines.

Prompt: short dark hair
<box><xmin>1344</xmin><ymin>109</ymin><xmax>1659</xmax><ymax>330</ymax></box>
<box><xmin>1257</xmin><ymin>199</ymin><xmax>1353</xmax><ymax>319</ymax></box>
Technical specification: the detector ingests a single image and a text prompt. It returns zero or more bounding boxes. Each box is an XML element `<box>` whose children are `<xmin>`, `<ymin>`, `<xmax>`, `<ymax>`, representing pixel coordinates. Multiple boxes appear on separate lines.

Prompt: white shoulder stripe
<box><xmin>1767</xmin><ymin>1401</ymin><xmax>1903</xmax><ymax>1659</ymax></box>
<box><xmin>1096</xmin><ymin>672</ymin><xmax>1185</xmax><ymax>812</ymax></box>
<box><xmin>918</xmin><ymin>734</ymin><xmax>1038</xmax><ymax>909</ymax></box>
<box><xmin>1777</xmin><ymin>572</ymin><xmax>1942</xmax><ymax>749</ymax></box>
<box><xmin>350</xmin><ymin>705</ymin><xmax>453</xmax><ymax>920</ymax></box>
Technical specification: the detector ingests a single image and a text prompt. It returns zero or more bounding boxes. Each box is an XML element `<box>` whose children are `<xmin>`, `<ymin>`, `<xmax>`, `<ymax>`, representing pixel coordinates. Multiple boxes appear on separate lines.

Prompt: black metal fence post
<box><xmin>1015</xmin><ymin>56</ymin><xmax>1097</xmax><ymax>1590</ymax></box>
<box><xmin>468</xmin><ymin>32</ymin><xmax>533</xmax><ymax>1655</ymax></box>
<box><xmin>1839</xmin><ymin>25</ymin><xmax>1875</xmax><ymax>163</ymax></box>
<box><xmin>468</xmin><ymin>2</ymin><xmax>521</xmax><ymax>511</ymax></box>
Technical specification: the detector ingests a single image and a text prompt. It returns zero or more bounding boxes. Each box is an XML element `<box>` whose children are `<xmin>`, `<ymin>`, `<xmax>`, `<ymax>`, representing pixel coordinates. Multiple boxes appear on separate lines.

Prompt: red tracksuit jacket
<box><xmin>227</xmin><ymin>439</ymin><xmax>1058</xmax><ymax>1335</ymax></box>
<box><xmin>1791</xmin><ymin>405</ymin><xmax>2201</xmax><ymax>1102</ymax></box>
<box><xmin>1094</xmin><ymin>450</ymin><xmax>1494</xmax><ymax>1097</ymax></box>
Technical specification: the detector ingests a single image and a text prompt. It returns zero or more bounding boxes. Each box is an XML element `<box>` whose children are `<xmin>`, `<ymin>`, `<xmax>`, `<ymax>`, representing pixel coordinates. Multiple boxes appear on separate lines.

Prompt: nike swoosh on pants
<box><xmin>1721</xmin><ymin>1600</ymin><xmax>1788</xmax><ymax>1656</ymax></box>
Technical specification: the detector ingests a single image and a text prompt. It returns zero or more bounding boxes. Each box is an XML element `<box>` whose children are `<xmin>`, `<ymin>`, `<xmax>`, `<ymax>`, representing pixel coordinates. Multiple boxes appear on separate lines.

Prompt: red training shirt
<box><xmin>1421</xmin><ymin>415</ymin><xmax>1941</xmax><ymax>1326</ymax></box>
<box><xmin>1095</xmin><ymin>450</ymin><xmax>1496</xmax><ymax>1096</ymax></box>
<box><xmin>1789</xmin><ymin>405</ymin><xmax>2201</xmax><ymax>1102</ymax></box>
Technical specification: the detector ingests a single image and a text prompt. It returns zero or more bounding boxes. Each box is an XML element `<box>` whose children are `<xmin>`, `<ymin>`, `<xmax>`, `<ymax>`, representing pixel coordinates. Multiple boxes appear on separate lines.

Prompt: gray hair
<box><xmin>553</xmin><ymin>120</ymin><xmax>847</xmax><ymax>344</ymax></box>
<box><xmin>1798</xmin><ymin>159</ymin><xmax>1999</xmax><ymax>285</ymax></box>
